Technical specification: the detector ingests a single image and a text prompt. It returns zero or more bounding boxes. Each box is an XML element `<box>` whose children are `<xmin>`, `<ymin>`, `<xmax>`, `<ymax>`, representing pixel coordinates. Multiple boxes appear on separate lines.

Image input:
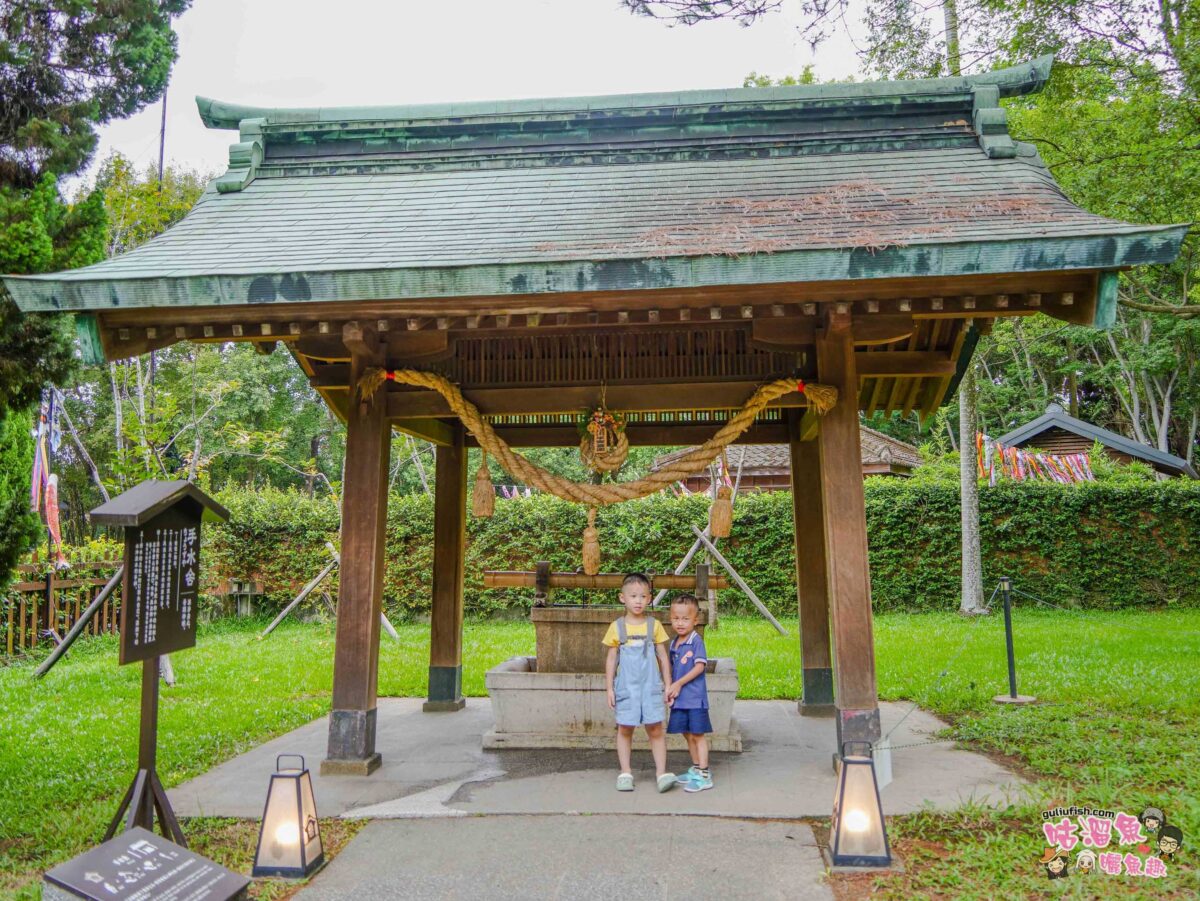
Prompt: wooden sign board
<box><xmin>43</xmin><ymin>827</ymin><xmax>248</xmax><ymax>900</ymax></box>
<box><xmin>118</xmin><ymin>503</ymin><xmax>203</xmax><ymax>665</ymax></box>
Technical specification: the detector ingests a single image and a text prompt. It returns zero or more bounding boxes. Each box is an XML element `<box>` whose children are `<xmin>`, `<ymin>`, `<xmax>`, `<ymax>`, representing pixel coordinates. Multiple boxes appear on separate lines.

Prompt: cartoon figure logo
<box><xmin>1157</xmin><ymin>825</ymin><xmax>1183</xmax><ymax>861</ymax></box>
<box><xmin>1140</xmin><ymin>807</ymin><xmax>1165</xmax><ymax>834</ymax></box>
<box><xmin>1039</xmin><ymin>847</ymin><xmax>1070</xmax><ymax>879</ymax></box>
<box><xmin>1038</xmin><ymin>803</ymin><xmax>1181</xmax><ymax>879</ymax></box>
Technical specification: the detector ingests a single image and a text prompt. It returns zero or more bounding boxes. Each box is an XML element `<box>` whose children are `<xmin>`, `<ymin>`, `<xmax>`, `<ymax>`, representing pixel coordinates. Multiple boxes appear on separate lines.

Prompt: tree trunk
<box><xmin>959</xmin><ymin>360</ymin><xmax>987</xmax><ymax>614</ymax></box>
<box><xmin>942</xmin><ymin>0</ymin><xmax>962</xmax><ymax>76</ymax></box>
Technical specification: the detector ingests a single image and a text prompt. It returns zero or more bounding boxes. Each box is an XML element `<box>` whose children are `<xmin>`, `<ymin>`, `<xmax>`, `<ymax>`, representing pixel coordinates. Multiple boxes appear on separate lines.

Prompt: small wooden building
<box><xmin>654</xmin><ymin>427</ymin><xmax>923</xmax><ymax>491</ymax></box>
<box><xmin>997</xmin><ymin>403</ymin><xmax>1197</xmax><ymax>479</ymax></box>
<box><xmin>4</xmin><ymin>57</ymin><xmax>1186</xmax><ymax>769</ymax></box>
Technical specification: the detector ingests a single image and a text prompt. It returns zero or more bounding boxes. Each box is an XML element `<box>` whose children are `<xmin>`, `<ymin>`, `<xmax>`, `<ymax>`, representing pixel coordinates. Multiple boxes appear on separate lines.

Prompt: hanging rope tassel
<box><xmin>708</xmin><ymin>450</ymin><xmax>734</xmax><ymax>538</ymax></box>
<box><xmin>472</xmin><ymin>452</ymin><xmax>495</xmax><ymax>517</ymax></box>
<box><xmin>582</xmin><ymin>507</ymin><xmax>601</xmax><ymax>576</ymax></box>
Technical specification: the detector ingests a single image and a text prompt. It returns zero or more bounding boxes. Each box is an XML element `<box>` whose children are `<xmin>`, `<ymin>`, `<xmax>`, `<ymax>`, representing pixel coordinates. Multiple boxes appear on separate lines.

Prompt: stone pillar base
<box><xmin>834</xmin><ymin>705</ymin><xmax>881</xmax><ymax>748</ymax></box>
<box><xmin>323</xmin><ymin>707</ymin><xmax>380</xmax><ymax>775</ymax></box>
<box><xmin>800</xmin><ymin>667</ymin><xmax>834</xmax><ymax>714</ymax></box>
<box><xmin>425</xmin><ymin>664</ymin><xmax>464</xmax><ymax>712</ymax></box>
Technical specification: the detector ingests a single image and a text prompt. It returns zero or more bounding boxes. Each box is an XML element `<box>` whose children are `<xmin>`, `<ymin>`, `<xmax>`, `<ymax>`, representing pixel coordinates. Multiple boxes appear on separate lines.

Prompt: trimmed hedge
<box><xmin>202</xmin><ymin>481</ymin><xmax>1200</xmax><ymax>619</ymax></box>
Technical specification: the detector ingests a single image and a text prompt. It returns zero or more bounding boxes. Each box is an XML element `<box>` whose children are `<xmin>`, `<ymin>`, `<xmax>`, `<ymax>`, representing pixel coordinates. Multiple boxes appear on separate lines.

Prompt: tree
<box><xmin>0</xmin><ymin>408</ymin><xmax>38</xmax><ymax>588</ymax></box>
<box><xmin>0</xmin><ymin>1</ymin><xmax>192</xmax><ymax>584</ymax></box>
<box><xmin>622</xmin><ymin>1</ymin><xmax>785</xmax><ymax>25</ymax></box>
<box><xmin>1</xmin><ymin>1</ymin><xmax>191</xmax><ymax>186</ymax></box>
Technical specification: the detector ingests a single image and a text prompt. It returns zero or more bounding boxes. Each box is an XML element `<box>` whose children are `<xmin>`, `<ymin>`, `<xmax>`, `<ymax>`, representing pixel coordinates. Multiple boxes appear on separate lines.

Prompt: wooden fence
<box><xmin>2</xmin><ymin>558</ymin><xmax>122</xmax><ymax>657</ymax></box>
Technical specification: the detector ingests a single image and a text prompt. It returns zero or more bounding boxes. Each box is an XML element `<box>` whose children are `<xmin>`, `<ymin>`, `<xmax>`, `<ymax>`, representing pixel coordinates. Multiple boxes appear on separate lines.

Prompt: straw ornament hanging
<box><xmin>582</xmin><ymin>507</ymin><xmax>601</xmax><ymax>576</ymax></box>
<box><xmin>579</xmin><ymin>406</ymin><xmax>629</xmax><ymax>474</ymax></box>
<box><xmin>708</xmin><ymin>451</ymin><xmax>734</xmax><ymax>538</ymax></box>
<box><xmin>472</xmin><ymin>452</ymin><xmax>495</xmax><ymax>517</ymax></box>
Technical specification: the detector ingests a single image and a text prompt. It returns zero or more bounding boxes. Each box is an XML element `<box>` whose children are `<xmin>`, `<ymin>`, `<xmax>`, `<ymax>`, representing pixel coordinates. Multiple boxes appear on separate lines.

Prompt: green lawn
<box><xmin>1</xmin><ymin>610</ymin><xmax>1197</xmax><ymax>899</ymax></box>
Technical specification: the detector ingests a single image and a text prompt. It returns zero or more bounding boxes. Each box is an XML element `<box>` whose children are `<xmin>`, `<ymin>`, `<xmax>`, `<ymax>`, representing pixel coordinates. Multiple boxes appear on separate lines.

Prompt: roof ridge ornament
<box><xmin>215</xmin><ymin>118</ymin><xmax>265</xmax><ymax>194</ymax></box>
<box><xmin>972</xmin><ymin>84</ymin><xmax>1016</xmax><ymax>159</ymax></box>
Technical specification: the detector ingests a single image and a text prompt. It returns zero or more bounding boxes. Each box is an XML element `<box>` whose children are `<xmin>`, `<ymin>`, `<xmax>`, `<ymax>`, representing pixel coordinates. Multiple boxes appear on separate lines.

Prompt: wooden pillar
<box><xmin>424</xmin><ymin>423</ymin><xmax>467</xmax><ymax>712</ymax></box>
<box><xmin>324</xmin><ymin>322</ymin><xmax>389</xmax><ymax>776</ymax></box>
<box><xmin>815</xmin><ymin>313</ymin><xmax>881</xmax><ymax>746</ymax></box>
<box><xmin>788</xmin><ymin>410</ymin><xmax>833</xmax><ymax>713</ymax></box>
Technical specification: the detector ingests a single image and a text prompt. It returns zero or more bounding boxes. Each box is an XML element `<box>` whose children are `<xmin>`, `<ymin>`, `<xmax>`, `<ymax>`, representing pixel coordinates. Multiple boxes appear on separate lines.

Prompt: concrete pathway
<box><xmin>169</xmin><ymin>698</ymin><xmax>1026</xmax><ymax>820</ymax></box>
<box><xmin>293</xmin><ymin>815</ymin><xmax>831</xmax><ymax>901</ymax></box>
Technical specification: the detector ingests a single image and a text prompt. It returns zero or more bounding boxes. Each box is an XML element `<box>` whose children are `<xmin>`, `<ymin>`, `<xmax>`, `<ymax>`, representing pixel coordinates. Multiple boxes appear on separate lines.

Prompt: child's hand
<box><xmin>664</xmin><ymin>687</ymin><xmax>672</xmax><ymax>707</ymax></box>
<box><xmin>607</xmin><ymin>686</ymin><xmax>616</xmax><ymax>710</ymax></box>
<box><xmin>666</xmin><ymin>682</ymin><xmax>680</xmax><ymax>702</ymax></box>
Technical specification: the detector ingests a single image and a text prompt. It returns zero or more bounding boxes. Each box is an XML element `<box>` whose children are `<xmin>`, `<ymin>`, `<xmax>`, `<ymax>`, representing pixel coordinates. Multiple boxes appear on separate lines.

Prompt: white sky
<box><xmin>88</xmin><ymin>0</ymin><xmax>867</xmax><ymax>182</ymax></box>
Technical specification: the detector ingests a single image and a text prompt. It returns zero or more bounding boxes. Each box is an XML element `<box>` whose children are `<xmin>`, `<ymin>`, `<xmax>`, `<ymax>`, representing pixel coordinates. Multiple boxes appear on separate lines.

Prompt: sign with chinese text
<box><xmin>119</xmin><ymin>505</ymin><xmax>202</xmax><ymax>665</ymax></box>
<box><xmin>1037</xmin><ymin>804</ymin><xmax>1182</xmax><ymax>881</ymax></box>
<box><xmin>44</xmin><ymin>827</ymin><xmax>248</xmax><ymax>900</ymax></box>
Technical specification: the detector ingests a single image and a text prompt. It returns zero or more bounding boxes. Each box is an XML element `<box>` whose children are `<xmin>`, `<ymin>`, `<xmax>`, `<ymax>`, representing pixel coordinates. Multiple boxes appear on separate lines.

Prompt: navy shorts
<box><xmin>667</xmin><ymin>707</ymin><xmax>713</xmax><ymax>735</ymax></box>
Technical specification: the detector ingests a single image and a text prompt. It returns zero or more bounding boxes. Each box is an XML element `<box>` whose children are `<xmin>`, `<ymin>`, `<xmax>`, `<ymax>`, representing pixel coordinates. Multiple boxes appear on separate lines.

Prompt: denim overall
<box><xmin>613</xmin><ymin>616</ymin><xmax>665</xmax><ymax>727</ymax></box>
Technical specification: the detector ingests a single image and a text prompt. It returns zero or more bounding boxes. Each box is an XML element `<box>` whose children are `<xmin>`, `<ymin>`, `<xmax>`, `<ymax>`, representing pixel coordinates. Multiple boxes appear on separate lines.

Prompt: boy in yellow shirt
<box><xmin>603</xmin><ymin>572</ymin><xmax>676</xmax><ymax>793</ymax></box>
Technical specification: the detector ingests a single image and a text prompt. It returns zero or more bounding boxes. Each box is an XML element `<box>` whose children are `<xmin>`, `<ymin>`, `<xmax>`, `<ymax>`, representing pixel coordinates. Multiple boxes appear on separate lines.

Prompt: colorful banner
<box><xmin>978</xmin><ymin>434</ymin><xmax>1095</xmax><ymax>485</ymax></box>
<box><xmin>29</xmin><ymin>390</ymin><xmax>70</xmax><ymax>569</ymax></box>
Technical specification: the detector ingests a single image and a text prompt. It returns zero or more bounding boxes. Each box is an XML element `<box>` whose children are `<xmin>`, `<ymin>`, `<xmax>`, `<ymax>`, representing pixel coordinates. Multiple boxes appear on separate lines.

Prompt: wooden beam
<box><xmin>484</xmin><ymin>571</ymin><xmax>730</xmax><ymax>590</ymax></box>
<box><xmin>788</xmin><ymin>411</ymin><xmax>833</xmax><ymax>710</ymax></box>
<box><xmin>815</xmin><ymin>318</ymin><xmax>881</xmax><ymax>745</ymax></box>
<box><xmin>464</xmin><ymin>422</ymin><xmax>789</xmax><ymax>448</ymax></box>
<box><xmin>324</xmin><ymin>331</ymin><xmax>389</xmax><ymax>775</ymax></box>
<box><xmin>855</xmin><ymin>351</ymin><xmax>956</xmax><ymax>378</ymax></box>
<box><xmin>425</xmin><ymin>424</ymin><xmax>467</xmax><ymax>712</ymax></box>
<box><xmin>394</xmin><ymin>418</ymin><xmax>456</xmax><ymax>447</ymax></box>
<box><xmin>750</xmin><ymin>314</ymin><xmax>917</xmax><ymax>351</ymax></box>
<box><xmin>377</xmin><ymin>381</ymin><xmax>813</xmax><ymax>418</ymax></box>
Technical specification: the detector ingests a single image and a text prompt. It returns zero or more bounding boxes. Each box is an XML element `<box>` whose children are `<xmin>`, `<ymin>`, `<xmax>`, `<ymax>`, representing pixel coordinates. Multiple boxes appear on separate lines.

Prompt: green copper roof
<box><xmin>3</xmin><ymin>57</ymin><xmax>1187</xmax><ymax>313</ymax></box>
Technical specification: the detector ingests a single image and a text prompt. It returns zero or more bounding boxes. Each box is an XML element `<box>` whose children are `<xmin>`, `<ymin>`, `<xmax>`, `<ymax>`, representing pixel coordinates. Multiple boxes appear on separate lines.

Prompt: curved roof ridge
<box><xmin>195</xmin><ymin>56</ymin><xmax>1053</xmax><ymax>131</ymax></box>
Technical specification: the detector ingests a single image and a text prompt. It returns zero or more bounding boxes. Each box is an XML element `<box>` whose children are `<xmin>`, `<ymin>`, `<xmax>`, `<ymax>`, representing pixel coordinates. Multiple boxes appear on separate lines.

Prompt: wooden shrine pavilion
<box><xmin>4</xmin><ymin>57</ymin><xmax>1185</xmax><ymax>773</ymax></box>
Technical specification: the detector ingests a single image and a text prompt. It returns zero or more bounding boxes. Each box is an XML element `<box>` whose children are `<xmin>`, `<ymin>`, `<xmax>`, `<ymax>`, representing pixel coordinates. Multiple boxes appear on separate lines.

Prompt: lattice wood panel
<box><xmin>433</xmin><ymin>327</ymin><xmax>801</xmax><ymax>388</ymax></box>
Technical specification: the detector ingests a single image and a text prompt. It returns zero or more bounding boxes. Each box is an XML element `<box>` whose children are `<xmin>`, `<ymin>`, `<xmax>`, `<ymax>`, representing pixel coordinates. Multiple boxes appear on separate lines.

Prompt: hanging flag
<box><xmin>977</xmin><ymin>434</ymin><xmax>1096</xmax><ymax>484</ymax></box>
<box><xmin>44</xmin><ymin>474</ymin><xmax>69</xmax><ymax>569</ymax></box>
<box><xmin>30</xmin><ymin>394</ymin><xmax>49</xmax><ymax>513</ymax></box>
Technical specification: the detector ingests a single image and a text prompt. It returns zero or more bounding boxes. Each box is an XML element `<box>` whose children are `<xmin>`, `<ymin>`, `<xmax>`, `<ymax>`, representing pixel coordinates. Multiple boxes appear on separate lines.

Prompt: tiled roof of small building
<box><xmin>651</xmin><ymin>426</ymin><xmax>923</xmax><ymax>474</ymax></box>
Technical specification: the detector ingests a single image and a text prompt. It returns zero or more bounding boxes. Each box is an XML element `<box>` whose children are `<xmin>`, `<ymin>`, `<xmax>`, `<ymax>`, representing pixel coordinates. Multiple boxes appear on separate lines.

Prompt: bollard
<box><xmin>993</xmin><ymin>576</ymin><xmax>1036</xmax><ymax>705</ymax></box>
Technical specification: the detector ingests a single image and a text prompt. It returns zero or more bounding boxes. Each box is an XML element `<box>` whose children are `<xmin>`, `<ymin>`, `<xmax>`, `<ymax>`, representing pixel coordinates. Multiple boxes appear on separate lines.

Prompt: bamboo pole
<box><xmin>652</xmin><ymin>448</ymin><xmax>746</xmax><ymax>607</ymax></box>
<box><xmin>690</xmin><ymin>525</ymin><xmax>786</xmax><ymax>635</ymax></box>
<box><xmin>483</xmin><ymin>571</ymin><xmax>729</xmax><ymax>590</ymax></box>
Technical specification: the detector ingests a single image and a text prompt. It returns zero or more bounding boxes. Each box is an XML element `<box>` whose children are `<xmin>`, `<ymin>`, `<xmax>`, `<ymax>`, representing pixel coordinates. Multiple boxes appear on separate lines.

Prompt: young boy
<box><xmin>604</xmin><ymin>572</ymin><xmax>676</xmax><ymax>793</ymax></box>
<box><xmin>666</xmin><ymin>594</ymin><xmax>712</xmax><ymax>792</ymax></box>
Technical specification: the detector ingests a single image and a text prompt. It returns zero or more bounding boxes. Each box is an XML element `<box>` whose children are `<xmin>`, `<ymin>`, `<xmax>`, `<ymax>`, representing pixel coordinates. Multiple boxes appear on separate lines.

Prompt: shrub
<box><xmin>195</xmin><ymin>480</ymin><xmax>1200</xmax><ymax>619</ymax></box>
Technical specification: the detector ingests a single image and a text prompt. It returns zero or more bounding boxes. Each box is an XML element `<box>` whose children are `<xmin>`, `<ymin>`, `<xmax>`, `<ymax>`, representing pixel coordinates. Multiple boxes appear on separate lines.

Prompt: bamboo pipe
<box><xmin>483</xmin><ymin>571</ymin><xmax>729</xmax><ymax>590</ymax></box>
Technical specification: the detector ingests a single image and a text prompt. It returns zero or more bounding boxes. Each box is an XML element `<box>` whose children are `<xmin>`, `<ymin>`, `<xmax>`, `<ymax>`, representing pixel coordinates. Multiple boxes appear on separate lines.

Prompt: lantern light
<box><xmin>829</xmin><ymin>741</ymin><xmax>891</xmax><ymax>868</ymax></box>
<box><xmin>252</xmin><ymin>754</ymin><xmax>324</xmax><ymax>879</ymax></box>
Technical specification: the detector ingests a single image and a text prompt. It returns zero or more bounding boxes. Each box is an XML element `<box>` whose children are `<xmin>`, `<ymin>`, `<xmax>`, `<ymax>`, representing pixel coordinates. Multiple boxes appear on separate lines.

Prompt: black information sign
<box><xmin>44</xmin><ymin>827</ymin><xmax>249</xmax><ymax>901</ymax></box>
<box><xmin>119</xmin><ymin>504</ymin><xmax>202</xmax><ymax>665</ymax></box>
<box><xmin>89</xmin><ymin>481</ymin><xmax>230</xmax><ymax>843</ymax></box>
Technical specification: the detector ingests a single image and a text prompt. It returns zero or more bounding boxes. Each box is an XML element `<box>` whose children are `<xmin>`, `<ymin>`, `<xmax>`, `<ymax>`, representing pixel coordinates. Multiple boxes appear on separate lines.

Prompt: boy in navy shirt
<box><xmin>666</xmin><ymin>593</ymin><xmax>713</xmax><ymax>792</ymax></box>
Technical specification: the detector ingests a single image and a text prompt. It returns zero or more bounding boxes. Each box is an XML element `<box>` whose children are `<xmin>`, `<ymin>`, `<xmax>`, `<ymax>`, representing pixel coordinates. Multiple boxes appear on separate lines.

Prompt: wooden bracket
<box><xmin>824</xmin><ymin>306</ymin><xmax>852</xmax><ymax>334</ymax></box>
<box><xmin>343</xmin><ymin>320</ymin><xmax>384</xmax><ymax>367</ymax></box>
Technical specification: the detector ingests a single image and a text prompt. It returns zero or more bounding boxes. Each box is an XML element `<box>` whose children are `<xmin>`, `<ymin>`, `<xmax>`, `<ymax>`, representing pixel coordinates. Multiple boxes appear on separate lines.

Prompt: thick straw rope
<box><xmin>360</xmin><ymin>368</ymin><xmax>836</xmax><ymax>507</ymax></box>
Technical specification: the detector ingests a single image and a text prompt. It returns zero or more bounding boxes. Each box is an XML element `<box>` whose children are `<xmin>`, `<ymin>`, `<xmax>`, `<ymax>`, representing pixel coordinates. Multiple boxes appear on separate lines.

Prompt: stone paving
<box><xmin>168</xmin><ymin>698</ymin><xmax>1026</xmax><ymax>898</ymax></box>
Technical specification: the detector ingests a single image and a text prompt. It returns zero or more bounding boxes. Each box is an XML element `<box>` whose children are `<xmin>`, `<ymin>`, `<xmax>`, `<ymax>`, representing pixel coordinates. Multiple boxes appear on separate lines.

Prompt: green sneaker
<box><xmin>676</xmin><ymin>766</ymin><xmax>701</xmax><ymax>785</ymax></box>
<box><xmin>684</xmin><ymin>770</ymin><xmax>713</xmax><ymax>792</ymax></box>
